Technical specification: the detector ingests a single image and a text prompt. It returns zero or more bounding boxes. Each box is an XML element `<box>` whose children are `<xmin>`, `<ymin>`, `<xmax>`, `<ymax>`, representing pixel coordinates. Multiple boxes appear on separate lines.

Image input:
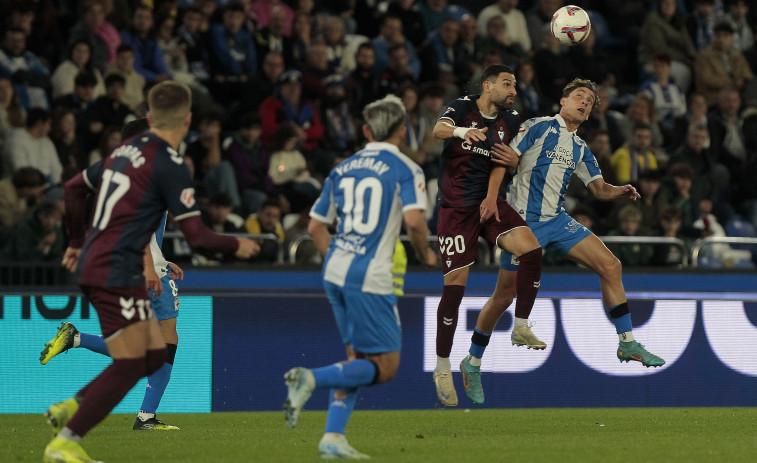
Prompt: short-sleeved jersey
<box><xmin>148</xmin><ymin>213</ymin><xmax>170</xmax><ymax>276</ymax></box>
<box><xmin>310</xmin><ymin>142</ymin><xmax>426</xmax><ymax>295</ymax></box>
<box><xmin>437</xmin><ymin>95</ymin><xmax>521</xmax><ymax>208</ymax></box>
<box><xmin>506</xmin><ymin>114</ymin><xmax>603</xmax><ymax>222</ymax></box>
<box><xmin>78</xmin><ymin>133</ymin><xmax>200</xmax><ymax>287</ymax></box>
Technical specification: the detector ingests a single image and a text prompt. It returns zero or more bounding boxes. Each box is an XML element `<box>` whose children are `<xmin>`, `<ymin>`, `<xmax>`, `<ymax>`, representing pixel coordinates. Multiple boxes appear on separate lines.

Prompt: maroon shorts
<box><xmin>81</xmin><ymin>285</ymin><xmax>154</xmax><ymax>339</ymax></box>
<box><xmin>436</xmin><ymin>197</ymin><xmax>527</xmax><ymax>275</ymax></box>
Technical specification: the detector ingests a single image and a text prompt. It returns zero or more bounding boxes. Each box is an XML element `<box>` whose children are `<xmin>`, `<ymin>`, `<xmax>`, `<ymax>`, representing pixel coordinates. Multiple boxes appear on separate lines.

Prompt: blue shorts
<box><xmin>500</xmin><ymin>212</ymin><xmax>592</xmax><ymax>270</ymax></box>
<box><xmin>148</xmin><ymin>273</ymin><xmax>179</xmax><ymax>321</ymax></box>
<box><xmin>324</xmin><ymin>281</ymin><xmax>401</xmax><ymax>354</ymax></box>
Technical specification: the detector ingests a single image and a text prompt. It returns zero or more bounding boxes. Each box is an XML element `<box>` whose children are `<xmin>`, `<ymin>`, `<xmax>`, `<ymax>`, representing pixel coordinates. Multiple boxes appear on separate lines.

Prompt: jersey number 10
<box><xmin>338</xmin><ymin>177</ymin><xmax>383</xmax><ymax>235</ymax></box>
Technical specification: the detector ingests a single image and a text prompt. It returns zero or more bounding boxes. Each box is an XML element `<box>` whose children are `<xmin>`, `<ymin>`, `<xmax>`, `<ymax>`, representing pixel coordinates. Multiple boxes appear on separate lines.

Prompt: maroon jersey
<box><xmin>69</xmin><ymin>133</ymin><xmax>234</xmax><ymax>287</ymax></box>
<box><xmin>437</xmin><ymin>95</ymin><xmax>521</xmax><ymax>208</ymax></box>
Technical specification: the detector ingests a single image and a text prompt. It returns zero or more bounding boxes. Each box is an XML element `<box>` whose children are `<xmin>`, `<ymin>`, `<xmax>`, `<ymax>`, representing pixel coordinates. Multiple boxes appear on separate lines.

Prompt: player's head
<box><xmin>147</xmin><ymin>80</ymin><xmax>192</xmax><ymax>131</ymax></box>
<box><xmin>362</xmin><ymin>94</ymin><xmax>406</xmax><ymax>143</ymax></box>
<box><xmin>122</xmin><ymin>117</ymin><xmax>150</xmax><ymax>139</ymax></box>
<box><xmin>480</xmin><ymin>64</ymin><xmax>516</xmax><ymax>110</ymax></box>
<box><xmin>560</xmin><ymin>78</ymin><xmax>599</xmax><ymax>124</ymax></box>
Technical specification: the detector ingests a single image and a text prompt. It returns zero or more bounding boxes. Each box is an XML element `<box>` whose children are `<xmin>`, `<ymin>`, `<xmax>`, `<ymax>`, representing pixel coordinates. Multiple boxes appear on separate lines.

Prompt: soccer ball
<box><xmin>550</xmin><ymin>5</ymin><xmax>591</xmax><ymax>46</ymax></box>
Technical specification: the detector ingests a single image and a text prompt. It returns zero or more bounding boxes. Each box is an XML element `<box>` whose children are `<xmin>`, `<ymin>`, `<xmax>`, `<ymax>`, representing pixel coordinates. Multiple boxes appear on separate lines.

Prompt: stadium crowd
<box><xmin>1</xmin><ymin>0</ymin><xmax>757</xmax><ymax>268</ymax></box>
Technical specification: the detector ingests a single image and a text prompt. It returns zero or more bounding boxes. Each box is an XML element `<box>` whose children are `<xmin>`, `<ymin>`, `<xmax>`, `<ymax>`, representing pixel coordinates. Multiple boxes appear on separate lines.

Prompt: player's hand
<box><xmin>61</xmin><ymin>247</ymin><xmax>81</xmax><ymax>273</ymax></box>
<box><xmin>145</xmin><ymin>266</ymin><xmax>162</xmax><ymax>297</ymax></box>
<box><xmin>490</xmin><ymin>143</ymin><xmax>519</xmax><ymax>168</ymax></box>
<box><xmin>423</xmin><ymin>248</ymin><xmax>437</xmax><ymax>268</ymax></box>
<box><xmin>480</xmin><ymin>195</ymin><xmax>500</xmax><ymax>223</ymax></box>
<box><xmin>235</xmin><ymin>238</ymin><xmax>260</xmax><ymax>259</ymax></box>
<box><xmin>620</xmin><ymin>184</ymin><xmax>640</xmax><ymax>200</ymax></box>
<box><xmin>167</xmin><ymin>262</ymin><xmax>184</xmax><ymax>280</ymax></box>
<box><xmin>463</xmin><ymin>127</ymin><xmax>488</xmax><ymax>144</ymax></box>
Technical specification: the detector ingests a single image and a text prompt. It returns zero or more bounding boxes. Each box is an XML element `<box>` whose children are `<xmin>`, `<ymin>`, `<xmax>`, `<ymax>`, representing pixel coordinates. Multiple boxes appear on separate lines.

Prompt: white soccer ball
<box><xmin>550</xmin><ymin>5</ymin><xmax>591</xmax><ymax>46</ymax></box>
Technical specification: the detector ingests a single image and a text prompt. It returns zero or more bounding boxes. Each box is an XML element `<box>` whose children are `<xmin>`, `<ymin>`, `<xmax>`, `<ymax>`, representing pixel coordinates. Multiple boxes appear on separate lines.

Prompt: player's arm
<box><xmin>587</xmin><ymin>178</ymin><xmax>640</xmax><ymax>201</ymax></box>
<box><xmin>308</xmin><ymin>218</ymin><xmax>332</xmax><ymax>259</ymax></box>
<box><xmin>480</xmin><ymin>166</ymin><xmax>506</xmax><ymax>223</ymax></box>
<box><xmin>143</xmin><ymin>244</ymin><xmax>162</xmax><ymax>297</ymax></box>
<box><xmin>176</xmin><ymin>214</ymin><xmax>260</xmax><ymax>259</ymax></box>
<box><xmin>167</xmin><ymin>262</ymin><xmax>184</xmax><ymax>280</ymax></box>
<box><xmin>61</xmin><ymin>171</ymin><xmax>95</xmax><ymax>272</ymax></box>
<box><xmin>432</xmin><ymin>118</ymin><xmax>488</xmax><ymax>144</ymax></box>
<box><xmin>403</xmin><ymin>209</ymin><xmax>436</xmax><ymax>267</ymax></box>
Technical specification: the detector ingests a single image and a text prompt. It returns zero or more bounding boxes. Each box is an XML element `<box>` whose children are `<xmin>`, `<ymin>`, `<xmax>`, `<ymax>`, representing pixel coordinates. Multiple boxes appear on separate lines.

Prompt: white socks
<box><xmin>137</xmin><ymin>411</ymin><xmax>155</xmax><ymax>421</ymax></box>
<box><xmin>619</xmin><ymin>331</ymin><xmax>635</xmax><ymax>342</ymax></box>
<box><xmin>436</xmin><ymin>356</ymin><xmax>451</xmax><ymax>372</ymax></box>
<box><xmin>72</xmin><ymin>333</ymin><xmax>81</xmax><ymax>348</ymax></box>
<box><xmin>514</xmin><ymin>317</ymin><xmax>528</xmax><ymax>328</ymax></box>
<box><xmin>468</xmin><ymin>355</ymin><xmax>482</xmax><ymax>367</ymax></box>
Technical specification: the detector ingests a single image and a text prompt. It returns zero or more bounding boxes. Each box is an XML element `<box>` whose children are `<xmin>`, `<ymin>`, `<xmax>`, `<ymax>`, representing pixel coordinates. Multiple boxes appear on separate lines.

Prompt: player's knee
<box><xmin>145</xmin><ymin>348</ymin><xmax>167</xmax><ymax>375</ymax></box>
<box><xmin>599</xmin><ymin>256</ymin><xmax>623</xmax><ymax>280</ymax></box>
<box><xmin>372</xmin><ymin>358</ymin><xmax>400</xmax><ymax>384</ymax></box>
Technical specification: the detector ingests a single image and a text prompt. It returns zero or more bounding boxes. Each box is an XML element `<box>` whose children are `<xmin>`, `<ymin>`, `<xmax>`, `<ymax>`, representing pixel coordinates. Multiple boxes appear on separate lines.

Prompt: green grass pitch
<box><xmin>3</xmin><ymin>408</ymin><xmax>756</xmax><ymax>462</ymax></box>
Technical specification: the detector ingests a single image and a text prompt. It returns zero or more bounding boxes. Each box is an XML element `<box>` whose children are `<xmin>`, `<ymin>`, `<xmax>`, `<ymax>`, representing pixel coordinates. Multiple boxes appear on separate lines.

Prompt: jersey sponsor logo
<box><xmin>546</xmin><ymin>145</ymin><xmax>577</xmax><ymax>168</ymax></box>
<box><xmin>334</xmin><ymin>234</ymin><xmax>367</xmax><ymax>255</ymax></box>
<box><xmin>180</xmin><ymin>188</ymin><xmax>196</xmax><ymax>208</ymax></box>
<box><xmin>548</xmin><ymin>126</ymin><xmax>559</xmax><ymax>135</ymax></box>
<box><xmin>110</xmin><ymin>145</ymin><xmax>145</xmax><ymax>168</ymax></box>
<box><xmin>461</xmin><ymin>141</ymin><xmax>491</xmax><ymax>157</ymax></box>
<box><xmin>565</xmin><ymin>218</ymin><xmax>586</xmax><ymax>233</ymax></box>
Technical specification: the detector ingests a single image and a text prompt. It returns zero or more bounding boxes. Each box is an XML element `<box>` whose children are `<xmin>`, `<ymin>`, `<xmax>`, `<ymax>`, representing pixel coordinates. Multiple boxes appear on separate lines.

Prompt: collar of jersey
<box><xmin>365</xmin><ymin>141</ymin><xmax>401</xmax><ymax>154</ymax></box>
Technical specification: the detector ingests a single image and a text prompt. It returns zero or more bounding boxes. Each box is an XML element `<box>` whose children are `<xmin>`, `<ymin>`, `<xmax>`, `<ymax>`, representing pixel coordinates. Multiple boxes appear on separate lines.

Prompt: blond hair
<box><xmin>147</xmin><ymin>81</ymin><xmax>192</xmax><ymax>129</ymax></box>
<box><xmin>562</xmin><ymin>78</ymin><xmax>600</xmax><ymax>108</ymax></box>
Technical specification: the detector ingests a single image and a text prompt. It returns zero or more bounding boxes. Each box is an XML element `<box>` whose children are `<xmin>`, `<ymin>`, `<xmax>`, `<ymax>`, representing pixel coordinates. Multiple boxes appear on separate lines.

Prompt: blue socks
<box><xmin>311</xmin><ymin>359</ymin><xmax>377</xmax><ymax>389</ymax></box>
<box><xmin>606</xmin><ymin>302</ymin><xmax>633</xmax><ymax>334</ymax></box>
<box><xmin>79</xmin><ymin>333</ymin><xmax>109</xmax><ymax>356</ymax></box>
<box><xmin>140</xmin><ymin>362</ymin><xmax>173</xmax><ymax>414</ymax></box>
<box><xmin>469</xmin><ymin>328</ymin><xmax>491</xmax><ymax>359</ymax></box>
<box><xmin>324</xmin><ymin>387</ymin><xmax>359</xmax><ymax>434</ymax></box>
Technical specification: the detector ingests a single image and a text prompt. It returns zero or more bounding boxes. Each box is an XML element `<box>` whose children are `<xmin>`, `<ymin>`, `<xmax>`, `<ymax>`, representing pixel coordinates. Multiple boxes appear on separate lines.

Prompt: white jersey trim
<box><xmin>174</xmin><ymin>210</ymin><xmax>201</xmax><ymax>221</ymax></box>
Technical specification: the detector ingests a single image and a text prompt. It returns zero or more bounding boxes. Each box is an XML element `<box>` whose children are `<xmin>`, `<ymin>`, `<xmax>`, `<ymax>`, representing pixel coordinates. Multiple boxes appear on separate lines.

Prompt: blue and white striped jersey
<box><xmin>506</xmin><ymin>114</ymin><xmax>603</xmax><ymax>222</ymax></box>
<box><xmin>148</xmin><ymin>213</ymin><xmax>169</xmax><ymax>276</ymax></box>
<box><xmin>310</xmin><ymin>142</ymin><xmax>427</xmax><ymax>295</ymax></box>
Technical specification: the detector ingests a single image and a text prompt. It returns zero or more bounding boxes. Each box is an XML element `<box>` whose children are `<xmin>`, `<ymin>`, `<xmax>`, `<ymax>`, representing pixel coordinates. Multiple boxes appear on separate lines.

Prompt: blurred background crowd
<box><xmin>1</xmin><ymin>0</ymin><xmax>757</xmax><ymax>269</ymax></box>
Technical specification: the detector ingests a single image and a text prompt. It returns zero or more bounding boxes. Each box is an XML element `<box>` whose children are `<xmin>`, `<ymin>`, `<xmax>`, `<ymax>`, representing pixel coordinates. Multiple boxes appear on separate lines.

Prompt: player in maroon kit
<box><xmin>432</xmin><ymin>65</ymin><xmax>543</xmax><ymax>406</ymax></box>
<box><xmin>43</xmin><ymin>81</ymin><xmax>259</xmax><ymax>463</ymax></box>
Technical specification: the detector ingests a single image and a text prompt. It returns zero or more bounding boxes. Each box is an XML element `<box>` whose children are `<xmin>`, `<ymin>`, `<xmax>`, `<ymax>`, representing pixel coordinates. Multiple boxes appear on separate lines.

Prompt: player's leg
<box><xmin>39</xmin><ymin>322</ymin><xmax>109</xmax><ymax>365</ymax></box>
<box><xmin>567</xmin><ymin>234</ymin><xmax>665</xmax><ymax>367</ymax></box>
<box><xmin>460</xmin><ymin>267</ymin><xmax>517</xmax><ymax>404</ymax></box>
<box><xmin>45</xmin><ymin>287</ymin><xmax>167</xmax><ymax>462</ymax></box>
<box><xmin>134</xmin><ymin>276</ymin><xmax>180</xmax><ymax>430</ymax></box>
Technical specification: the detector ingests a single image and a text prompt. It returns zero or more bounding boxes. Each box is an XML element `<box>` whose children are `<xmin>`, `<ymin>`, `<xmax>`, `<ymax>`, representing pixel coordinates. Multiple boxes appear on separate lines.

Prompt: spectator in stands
<box><xmin>66</xmin><ymin>0</ymin><xmax>121</xmax><ymax>74</ymax></box>
<box><xmin>155</xmin><ymin>13</ymin><xmax>198</xmax><ymax>90</ymax></box>
<box><xmin>533</xmin><ymin>27</ymin><xmax>578</xmax><ymax>107</ymax></box>
<box><xmin>371</xmin><ymin>14</ymin><xmax>421</xmax><ymax>79</ymax></box>
<box><xmin>378</xmin><ymin>44</ymin><xmax>418</xmax><ymax>98</ymax></box>
<box><xmin>51</xmin><ymin>40</ymin><xmax>106</xmax><ymax>100</ymax></box>
<box><xmin>418</xmin><ymin>18</ymin><xmax>468</xmax><ymax>97</ymax></box>
<box><xmin>85</xmin><ymin>74</ymin><xmax>135</xmax><ymax>148</ymax></box>
<box><xmin>267</xmin><ymin>123</ymin><xmax>321</xmax><ymax>214</ymax></box>
<box><xmin>259</xmin><ymin>69</ymin><xmax>324</xmax><ymax>154</ymax></box>
<box><xmin>725</xmin><ymin>0</ymin><xmax>753</xmax><ymax>52</ymax></box>
<box><xmin>105</xmin><ymin>44</ymin><xmax>146</xmax><ymax>113</ymax></box>
<box><xmin>49</xmin><ymin>107</ymin><xmax>80</xmax><ymax>169</ymax></box>
<box><xmin>283</xmin><ymin>209</ymin><xmax>318</xmax><ymax>264</ymax></box>
<box><xmin>252</xmin><ymin>0</ymin><xmax>294</xmax><ymax>37</ymax></box>
<box><xmin>611</xmin><ymin>124</ymin><xmax>659</xmax><ymax>185</ymax></box>
<box><xmin>0</xmin><ymin>27</ymin><xmax>50</xmax><ymax>109</ymax></box>
<box><xmin>568</xmin><ymin>31</ymin><xmax>613</xmax><ymax>90</ymax></box>
<box><xmin>8</xmin><ymin>108</ymin><xmax>61</xmax><ymax>186</ymax></box>
<box><xmin>687</xmin><ymin>0</ymin><xmax>718</xmax><ymax>52</ymax></box>
<box><xmin>607</xmin><ymin>205</ymin><xmax>653</xmax><ymax>267</ymax></box>
<box><xmin>525</xmin><ymin>0</ymin><xmax>563</xmax><ymax>54</ymax></box>
<box><xmin>88</xmin><ymin>125</ymin><xmax>122</xmax><ymax>166</ymax></box>
<box><xmin>617</xmin><ymin>93</ymin><xmax>664</xmax><ymax>150</ymax></box>
<box><xmin>664</xmin><ymin>163</ymin><xmax>698</xmax><ymax>238</ymax></box>
<box><xmin>320</xmin><ymin>74</ymin><xmax>359</xmax><ymax>163</ymax></box>
<box><xmin>707</xmin><ymin>87</ymin><xmax>749</xmax><ymax>184</ymax></box>
<box><xmin>322</xmin><ymin>17</ymin><xmax>367</xmax><ymax>75</ymax></box>
<box><xmin>650</xmin><ymin>206</ymin><xmax>687</xmax><ymax>267</ymax></box>
<box><xmin>639</xmin><ymin>0</ymin><xmax>696</xmax><ymax>92</ymax></box>
<box><xmin>253</xmin><ymin>4</ymin><xmax>295</xmax><ymax>71</ymax></box>
<box><xmin>396</xmin><ymin>83</ymin><xmax>427</xmax><ymax>168</ymax></box>
<box><xmin>581</xmin><ymin>86</ymin><xmax>625</xmax><ymax>151</ymax></box>
<box><xmin>300</xmin><ymin>41</ymin><xmax>331</xmax><ymax>101</ymax></box>
<box><xmin>387</xmin><ymin>0</ymin><xmax>426</xmax><ymax>47</ymax></box>
<box><xmin>639</xmin><ymin>51</ymin><xmax>687</xmax><ymax>146</ymax></box>
<box><xmin>224</xmin><ymin>112</ymin><xmax>273</xmax><ymax>215</ymax></box>
<box><xmin>245</xmin><ymin>196</ymin><xmax>284</xmax><ymax>262</ymax></box>
<box><xmin>476</xmin><ymin>0</ymin><xmax>532</xmax><ymax>54</ymax></box>
<box><xmin>120</xmin><ymin>4</ymin><xmax>171</xmax><ymax>83</ymax></box>
<box><xmin>175</xmin><ymin>6</ymin><xmax>211</xmax><ymax>89</ymax></box>
<box><xmin>196</xmin><ymin>192</ymin><xmax>246</xmax><ymax>264</ymax></box>
<box><xmin>416</xmin><ymin>82</ymin><xmax>446</xmax><ymax>180</ymax></box>
<box><xmin>669</xmin><ymin>125</ymin><xmax>730</xmax><ymax>207</ymax></box>
<box><xmin>0</xmin><ymin>76</ymin><xmax>25</xmax><ymax>175</ymax></box>
<box><xmin>512</xmin><ymin>59</ymin><xmax>549</xmax><ymax>120</ymax></box>
<box><xmin>467</xmin><ymin>48</ymin><xmax>505</xmax><ymax>95</ymax></box>
<box><xmin>185</xmin><ymin>109</ymin><xmax>242</xmax><ymax>210</ymax></box>
<box><xmin>0</xmin><ymin>167</ymin><xmax>45</xmax><ymax>241</ymax></box>
<box><xmin>566</xmin><ymin>129</ymin><xmax>616</xmax><ymax>228</ymax></box>
<box><xmin>234</xmin><ymin>51</ymin><xmax>285</xmax><ymax>125</ymax></box>
<box><xmin>347</xmin><ymin>42</ymin><xmax>381</xmax><ymax>116</ymax></box>
<box><xmin>611</xmin><ymin>169</ymin><xmax>670</xmax><ymax>234</ymax></box>
<box><xmin>211</xmin><ymin>1</ymin><xmax>258</xmax><ymax>106</ymax></box>
<box><xmin>668</xmin><ymin>92</ymin><xmax>709</xmax><ymax>152</ymax></box>
<box><xmin>1</xmin><ymin>200</ymin><xmax>64</xmax><ymax>262</ymax></box>
<box><xmin>478</xmin><ymin>15</ymin><xmax>527</xmax><ymax>70</ymax></box>
<box><xmin>694</xmin><ymin>21</ymin><xmax>754</xmax><ymax>106</ymax></box>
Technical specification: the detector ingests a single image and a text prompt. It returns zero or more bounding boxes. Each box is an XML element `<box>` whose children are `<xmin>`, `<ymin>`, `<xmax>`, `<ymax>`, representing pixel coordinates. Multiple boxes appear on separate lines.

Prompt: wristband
<box><xmin>453</xmin><ymin>127</ymin><xmax>470</xmax><ymax>139</ymax></box>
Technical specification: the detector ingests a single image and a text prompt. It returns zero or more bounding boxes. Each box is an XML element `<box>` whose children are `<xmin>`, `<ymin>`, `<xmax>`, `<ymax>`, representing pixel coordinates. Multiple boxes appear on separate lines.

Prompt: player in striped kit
<box><xmin>476</xmin><ymin>78</ymin><xmax>665</xmax><ymax>385</ymax></box>
<box><xmin>283</xmin><ymin>95</ymin><xmax>436</xmax><ymax>459</ymax></box>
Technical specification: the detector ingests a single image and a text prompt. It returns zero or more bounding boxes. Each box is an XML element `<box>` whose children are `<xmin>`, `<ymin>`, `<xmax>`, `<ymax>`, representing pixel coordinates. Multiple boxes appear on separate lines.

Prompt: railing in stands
<box><xmin>690</xmin><ymin>237</ymin><xmax>757</xmax><ymax>268</ymax></box>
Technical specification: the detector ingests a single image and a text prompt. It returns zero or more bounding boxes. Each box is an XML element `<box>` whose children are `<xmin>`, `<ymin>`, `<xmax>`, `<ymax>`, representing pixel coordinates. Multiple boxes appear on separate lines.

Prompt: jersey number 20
<box><xmin>338</xmin><ymin>177</ymin><xmax>382</xmax><ymax>234</ymax></box>
<box><xmin>92</xmin><ymin>169</ymin><xmax>131</xmax><ymax>230</ymax></box>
